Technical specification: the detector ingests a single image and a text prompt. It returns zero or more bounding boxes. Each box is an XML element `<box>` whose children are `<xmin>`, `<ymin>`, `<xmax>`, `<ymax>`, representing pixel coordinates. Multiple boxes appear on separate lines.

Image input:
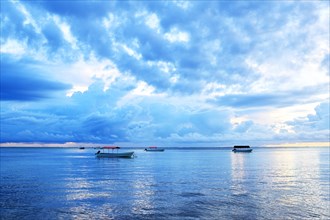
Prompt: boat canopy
<box><xmin>103</xmin><ymin>146</ymin><xmax>120</xmax><ymax>149</ymax></box>
<box><xmin>233</xmin><ymin>145</ymin><xmax>250</xmax><ymax>148</ymax></box>
<box><xmin>148</xmin><ymin>146</ymin><xmax>158</xmax><ymax>148</ymax></box>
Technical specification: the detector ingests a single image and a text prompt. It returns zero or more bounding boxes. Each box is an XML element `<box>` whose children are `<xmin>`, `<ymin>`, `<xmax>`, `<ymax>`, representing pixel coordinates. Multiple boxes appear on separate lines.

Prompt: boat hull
<box><xmin>145</xmin><ymin>149</ymin><xmax>165</xmax><ymax>152</ymax></box>
<box><xmin>96</xmin><ymin>152</ymin><xmax>134</xmax><ymax>158</ymax></box>
<box><xmin>232</xmin><ymin>149</ymin><xmax>253</xmax><ymax>153</ymax></box>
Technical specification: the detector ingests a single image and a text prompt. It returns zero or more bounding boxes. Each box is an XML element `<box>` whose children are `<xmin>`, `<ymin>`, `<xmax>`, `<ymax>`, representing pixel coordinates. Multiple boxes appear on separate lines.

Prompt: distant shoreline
<box><xmin>1</xmin><ymin>141</ymin><xmax>328</xmax><ymax>148</ymax></box>
<box><xmin>0</xmin><ymin>146</ymin><xmax>328</xmax><ymax>149</ymax></box>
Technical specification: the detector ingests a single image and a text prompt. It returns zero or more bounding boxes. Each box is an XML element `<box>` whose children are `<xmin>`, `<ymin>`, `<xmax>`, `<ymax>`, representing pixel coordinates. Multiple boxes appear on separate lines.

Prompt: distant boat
<box><xmin>232</xmin><ymin>145</ymin><xmax>253</xmax><ymax>153</ymax></box>
<box><xmin>95</xmin><ymin>146</ymin><xmax>134</xmax><ymax>158</ymax></box>
<box><xmin>79</xmin><ymin>147</ymin><xmax>85</xmax><ymax>150</ymax></box>
<box><xmin>144</xmin><ymin>146</ymin><xmax>165</xmax><ymax>152</ymax></box>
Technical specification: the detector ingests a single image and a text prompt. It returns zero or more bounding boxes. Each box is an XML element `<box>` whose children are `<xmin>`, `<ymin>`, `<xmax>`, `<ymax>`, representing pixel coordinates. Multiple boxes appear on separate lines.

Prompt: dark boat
<box><xmin>232</xmin><ymin>145</ymin><xmax>253</xmax><ymax>153</ymax></box>
<box><xmin>144</xmin><ymin>146</ymin><xmax>165</xmax><ymax>152</ymax></box>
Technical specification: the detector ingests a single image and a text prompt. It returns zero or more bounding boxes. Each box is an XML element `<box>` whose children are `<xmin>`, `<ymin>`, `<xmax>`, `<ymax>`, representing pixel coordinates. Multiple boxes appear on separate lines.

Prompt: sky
<box><xmin>1</xmin><ymin>0</ymin><xmax>329</xmax><ymax>147</ymax></box>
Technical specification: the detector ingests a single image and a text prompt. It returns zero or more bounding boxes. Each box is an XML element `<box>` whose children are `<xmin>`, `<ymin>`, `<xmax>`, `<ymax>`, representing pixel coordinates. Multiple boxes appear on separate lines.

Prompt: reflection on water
<box><xmin>0</xmin><ymin>147</ymin><xmax>329</xmax><ymax>219</ymax></box>
<box><xmin>229</xmin><ymin>148</ymin><xmax>330</xmax><ymax>219</ymax></box>
<box><xmin>231</xmin><ymin>153</ymin><xmax>248</xmax><ymax>196</ymax></box>
<box><xmin>267</xmin><ymin>150</ymin><xmax>329</xmax><ymax>219</ymax></box>
<box><xmin>131</xmin><ymin>179</ymin><xmax>155</xmax><ymax>215</ymax></box>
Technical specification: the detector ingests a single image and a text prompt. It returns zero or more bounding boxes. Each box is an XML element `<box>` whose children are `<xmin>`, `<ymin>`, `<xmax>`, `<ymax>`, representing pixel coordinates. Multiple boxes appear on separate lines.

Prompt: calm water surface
<box><xmin>0</xmin><ymin>147</ymin><xmax>329</xmax><ymax>219</ymax></box>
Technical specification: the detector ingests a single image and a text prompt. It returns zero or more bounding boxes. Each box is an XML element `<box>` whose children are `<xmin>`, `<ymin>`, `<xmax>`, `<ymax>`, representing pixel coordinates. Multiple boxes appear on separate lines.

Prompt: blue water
<box><xmin>1</xmin><ymin>147</ymin><xmax>329</xmax><ymax>219</ymax></box>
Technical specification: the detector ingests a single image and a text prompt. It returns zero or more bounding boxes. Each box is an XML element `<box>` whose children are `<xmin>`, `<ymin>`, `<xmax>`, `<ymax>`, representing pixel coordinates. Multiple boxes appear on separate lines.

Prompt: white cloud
<box><xmin>147</xmin><ymin>60</ymin><xmax>176</xmax><ymax>73</ymax></box>
<box><xmin>131</xmin><ymin>81</ymin><xmax>156</xmax><ymax>96</ymax></box>
<box><xmin>52</xmin><ymin>15</ymin><xmax>78</xmax><ymax>49</ymax></box>
<box><xmin>13</xmin><ymin>0</ymin><xmax>42</xmax><ymax>34</ymax></box>
<box><xmin>0</xmin><ymin>38</ymin><xmax>27</xmax><ymax>56</ymax></box>
<box><xmin>120</xmin><ymin>43</ymin><xmax>142</xmax><ymax>60</ymax></box>
<box><xmin>164</xmin><ymin>27</ymin><xmax>190</xmax><ymax>43</ymax></box>
<box><xmin>145</xmin><ymin>13</ymin><xmax>160</xmax><ymax>32</ymax></box>
<box><xmin>45</xmin><ymin>54</ymin><xmax>123</xmax><ymax>96</ymax></box>
<box><xmin>170</xmin><ymin>74</ymin><xmax>179</xmax><ymax>84</ymax></box>
<box><xmin>202</xmin><ymin>40</ymin><xmax>222</xmax><ymax>66</ymax></box>
<box><xmin>102</xmin><ymin>13</ymin><xmax>116</xmax><ymax>29</ymax></box>
<box><xmin>135</xmin><ymin>11</ymin><xmax>161</xmax><ymax>33</ymax></box>
<box><xmin>243</xmin><ymin>4</ymin><xmax>329</xmax><ymax>95</ymax></box>
<box><xmin>116</xmin><ymin>80</ymin><xmax>164</xmax><ymax>108</ymax></box>
<box><xmin>172</xmin><ymin>1</ymin><xmax>191</xmax><ymax>10</ymax></box>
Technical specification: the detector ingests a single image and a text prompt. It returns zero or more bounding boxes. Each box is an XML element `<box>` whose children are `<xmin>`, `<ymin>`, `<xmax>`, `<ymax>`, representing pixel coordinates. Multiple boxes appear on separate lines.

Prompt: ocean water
<box><xmin>0</xmin><ymin>147</ymin><xmax>329</xmax><ymax>219</ymax></box>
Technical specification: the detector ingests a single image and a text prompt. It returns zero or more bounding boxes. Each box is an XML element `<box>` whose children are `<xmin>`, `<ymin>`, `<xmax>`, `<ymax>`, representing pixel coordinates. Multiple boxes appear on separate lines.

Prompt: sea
<box><xmin>0</xmin><ymin>147</ymin><xmax>329</xmax><ymax>219</ymax></box>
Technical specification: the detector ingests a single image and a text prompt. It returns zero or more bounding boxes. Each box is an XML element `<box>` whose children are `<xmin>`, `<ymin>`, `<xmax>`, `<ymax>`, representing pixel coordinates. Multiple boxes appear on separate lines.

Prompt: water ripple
<box><xmin>1</xmin><ymin>147</ymin><xmax>329</xmax><ymax>219</ymax></box>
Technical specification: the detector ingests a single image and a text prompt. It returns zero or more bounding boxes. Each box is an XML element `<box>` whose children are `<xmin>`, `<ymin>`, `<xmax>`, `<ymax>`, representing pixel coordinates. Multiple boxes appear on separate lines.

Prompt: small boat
<box><xmin>144</xmin><ymin>146</ymin><xmax>165</xmax><ymax>152</ymax></box>
<box><xmin>79</xmin><ymin>147</ymin><xmax>85</xmax><ymax>150</ymax></box>
<box><xmin>232</xmin><ymin>145</ymin><xmax>253</xmax><ymax>153</ymax></box>
<box><xmin>95</xmin><ymin>146</ymin><xmax>134</xmax><ymax>158</ymax></box>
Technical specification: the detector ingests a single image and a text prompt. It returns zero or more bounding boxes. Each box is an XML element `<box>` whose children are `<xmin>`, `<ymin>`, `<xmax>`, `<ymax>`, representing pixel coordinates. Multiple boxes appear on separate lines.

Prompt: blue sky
<box><xmin>1</xmin><ymin>0</ymin><xmax>329</xmax><ymax>147</ymax></box>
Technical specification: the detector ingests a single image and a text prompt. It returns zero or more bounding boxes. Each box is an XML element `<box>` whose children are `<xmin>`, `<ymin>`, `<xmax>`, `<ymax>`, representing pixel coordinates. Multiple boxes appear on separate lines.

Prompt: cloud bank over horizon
<box><xmin>1</xmin><ymin>1</ymin><xmax>329</xmax><ymax>146</ymax></box>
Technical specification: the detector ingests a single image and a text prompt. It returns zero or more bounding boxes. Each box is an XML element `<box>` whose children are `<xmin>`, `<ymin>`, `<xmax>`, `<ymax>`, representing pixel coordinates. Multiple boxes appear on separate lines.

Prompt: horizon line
<box><xmin>0</xmin><ymin>141</ymin><xmax>329</xmax><ymax>148</ymax></box>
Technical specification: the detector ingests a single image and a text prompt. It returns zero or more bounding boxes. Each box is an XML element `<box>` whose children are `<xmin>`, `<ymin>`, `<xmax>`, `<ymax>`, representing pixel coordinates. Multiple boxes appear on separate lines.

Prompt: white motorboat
<box><xmin>95</xmin><ymin>146</ymin><xmax>134</xmax><ymax>158</ymax></box>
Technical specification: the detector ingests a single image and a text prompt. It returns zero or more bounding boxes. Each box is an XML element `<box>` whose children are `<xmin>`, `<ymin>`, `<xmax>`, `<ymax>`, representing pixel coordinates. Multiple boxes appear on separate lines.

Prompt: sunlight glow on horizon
<box><xmin>266</xmin><ymin>142</ymin><xmax>330</xmax><ymax>147</ymax></box>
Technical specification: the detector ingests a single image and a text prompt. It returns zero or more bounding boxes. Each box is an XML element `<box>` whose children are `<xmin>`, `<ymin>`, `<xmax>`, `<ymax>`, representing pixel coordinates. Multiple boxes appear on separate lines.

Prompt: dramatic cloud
<box><xmin>287</xmin><ymin>101</ymin><xmax>330</xmax><ymax>140</ymax></box>
<box><xmin>1</xmin><ymin>56</ymin><xmax>71</xmax><ymax>101</ymax></box>
<box><xmin>1</xmin><ymin>0</ymin><xmax>329</xmax><ymax>146</ymax></box>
